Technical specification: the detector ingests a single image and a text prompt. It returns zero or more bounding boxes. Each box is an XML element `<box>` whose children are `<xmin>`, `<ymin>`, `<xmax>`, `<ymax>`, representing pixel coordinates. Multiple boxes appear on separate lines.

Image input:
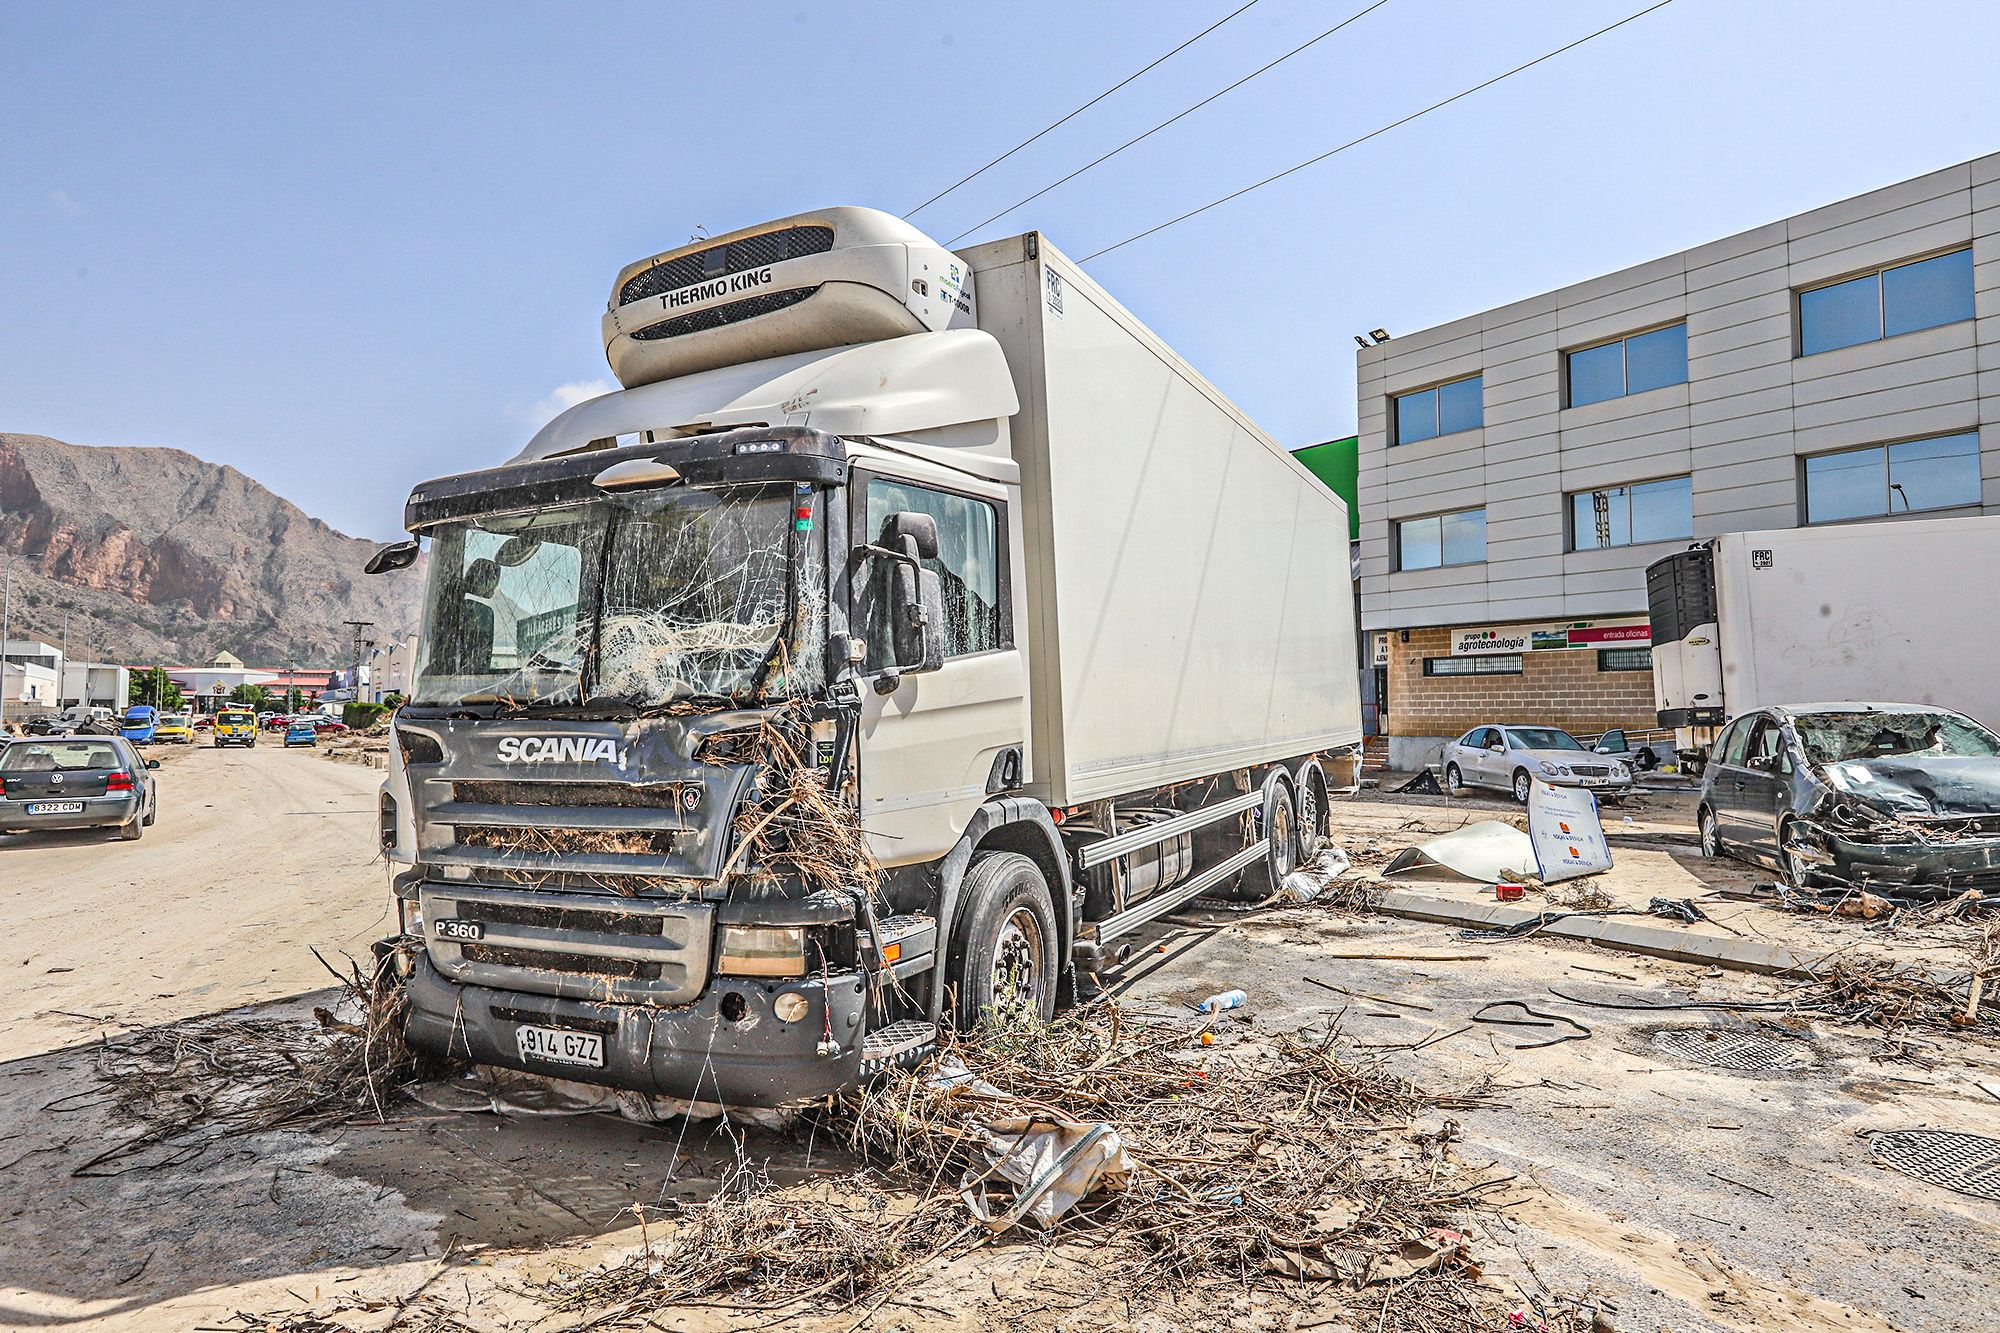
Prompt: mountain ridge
<box><xmin>0</xmin><ymin>432</ymin><xmax>422</xmax><ymax>667</ymax></box>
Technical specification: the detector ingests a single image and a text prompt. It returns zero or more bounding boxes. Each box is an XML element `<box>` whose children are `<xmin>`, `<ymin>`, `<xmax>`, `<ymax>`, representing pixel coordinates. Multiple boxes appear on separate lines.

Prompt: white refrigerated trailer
<box><xmin>1647</xmin><ymin>514</ymin><xmax>2000</xmax><ymax>759</ymax></box>
<box><xmin>375</xmin><ymin>208</ymin><xmax>1359</xmax><ymax>1106</ymax></box>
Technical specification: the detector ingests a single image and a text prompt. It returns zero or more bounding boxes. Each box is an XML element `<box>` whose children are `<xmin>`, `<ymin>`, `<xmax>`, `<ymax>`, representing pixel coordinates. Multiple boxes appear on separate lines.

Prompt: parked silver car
<box><xmin>0</xmin><ymin>736</ymin><xmax>160</xmax><ymax>840</ymax></box>
<box><xmin>1442</xmin><ymin>724</ymin><xmax>1634</xmax><ymax>803</ymax></box>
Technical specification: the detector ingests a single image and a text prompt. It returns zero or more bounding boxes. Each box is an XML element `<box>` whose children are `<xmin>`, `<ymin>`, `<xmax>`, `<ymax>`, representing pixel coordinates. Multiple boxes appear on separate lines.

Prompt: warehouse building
<box><xmin>1358</xmin><ymin>152</ymin><xmax>2000</xmax><ymax>769</ymax></box>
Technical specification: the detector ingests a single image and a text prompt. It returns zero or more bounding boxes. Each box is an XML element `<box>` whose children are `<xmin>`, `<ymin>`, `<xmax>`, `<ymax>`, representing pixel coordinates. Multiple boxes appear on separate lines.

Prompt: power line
<box><xmin>906</xmin><ymin>0</ymin><xmax>1265</xmax><ymax>220</ymax></box>
<box><xmin>1080</xmin><ymin>0</ymin><xmax>1676</xmax><ymax>262</ymax></box>
<box><xmin>945</xmin><ymin>0</ymin><xmax>1394</xmax><ymax>245</ymax></box>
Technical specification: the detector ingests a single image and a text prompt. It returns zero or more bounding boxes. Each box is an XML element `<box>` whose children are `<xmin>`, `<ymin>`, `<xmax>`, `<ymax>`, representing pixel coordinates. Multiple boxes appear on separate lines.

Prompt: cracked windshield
<box><xmin>413</xmin><ymin>486</ymin><xmax>818</xmax><ymax>707</ymax></box>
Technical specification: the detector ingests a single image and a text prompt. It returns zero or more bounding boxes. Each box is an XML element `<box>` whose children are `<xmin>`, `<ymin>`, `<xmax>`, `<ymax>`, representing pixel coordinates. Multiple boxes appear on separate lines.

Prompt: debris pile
<box><xmin>83</xmin><ymin>943</ymin><xmax>451</xmax><ymax>1174</ymax></box>
<box><xmin>546</xmin><ymin>1004</ymin><xmax>1506</xmax><ymax>1325</ymax></box>
<box><xmin>1805</xmin><ymin>956</ymin><xmax>1998</xmax><ymax>1033</ymax></box>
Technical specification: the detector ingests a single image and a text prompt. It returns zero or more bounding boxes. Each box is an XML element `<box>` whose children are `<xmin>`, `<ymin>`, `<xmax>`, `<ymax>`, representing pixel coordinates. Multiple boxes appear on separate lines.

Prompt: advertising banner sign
<box><xmin>1527</xmin><ymin>780</ymin><xmax>1613</xmax><ymax>882</ymax></box>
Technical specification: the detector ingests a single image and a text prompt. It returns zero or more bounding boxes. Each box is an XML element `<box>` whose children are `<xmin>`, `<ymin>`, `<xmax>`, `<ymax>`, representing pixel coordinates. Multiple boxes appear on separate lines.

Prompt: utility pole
<box><xmin>58</xmin><ymin>611</ymin><xmax>70</xmax><ymax>708</ymax></box>
<box><xmin>0</xmin><ymin>560</ymin><xmax>12</xmax><ymax>729</ymax></box>
<box><xmin>343</xmin><ymin>620</ymin><xmax>373</xmax><ymax>706</ymax></box>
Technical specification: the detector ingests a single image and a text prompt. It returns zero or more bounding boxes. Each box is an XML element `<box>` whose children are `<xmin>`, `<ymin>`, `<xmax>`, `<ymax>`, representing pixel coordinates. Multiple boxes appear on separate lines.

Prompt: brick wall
<box><xmin>1384</xmin><ymin>625</ymin><xmax>1657</xmax><ymax>739</ymax></box>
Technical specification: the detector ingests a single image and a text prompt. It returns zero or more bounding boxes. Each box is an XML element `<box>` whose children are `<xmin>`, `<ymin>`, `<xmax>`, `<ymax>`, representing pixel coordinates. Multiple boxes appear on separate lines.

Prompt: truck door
<box><xmin>851</xmin><ymin>469</ymin><xmax>1028</xmax><ymax>868</ymax></box>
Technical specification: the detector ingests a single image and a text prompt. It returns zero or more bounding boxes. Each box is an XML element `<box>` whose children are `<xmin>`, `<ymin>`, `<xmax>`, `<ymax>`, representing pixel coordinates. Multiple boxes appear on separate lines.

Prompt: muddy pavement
<box><xmin>1114</xmin><ymin>902</ymin><xmax>2000</xmax><ymax>1332</ymax></box>
<box><xmin>5</xmin><ymin>757</ymin><xmax>1999</xmax><ymax>1331</ymax></box>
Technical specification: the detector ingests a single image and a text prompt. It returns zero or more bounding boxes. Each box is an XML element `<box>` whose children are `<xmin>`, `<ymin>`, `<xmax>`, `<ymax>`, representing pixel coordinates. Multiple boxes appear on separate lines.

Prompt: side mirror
<box><xmin>144</xmin><ymin>760</ymin><xmax>161</xmax><ymax>770</ymax></box>
<box><xmin>366</xmin><ymin>540</ymin><xmax>420</xmax><ymax>575</ymax></box>
<box><xmin>890</xmin><ymin>544</ymin><xmax>946</xmax><ymax>675</ymax></box>
<box><xmin>1595</xmin><ymin>745</ymin><xmax>1613</xmax><ymax>754</ymax></box>
<box><xmin>881</xmin><ymin>511</ymin><xmax>939</xmax><ymax>561</ymax></box>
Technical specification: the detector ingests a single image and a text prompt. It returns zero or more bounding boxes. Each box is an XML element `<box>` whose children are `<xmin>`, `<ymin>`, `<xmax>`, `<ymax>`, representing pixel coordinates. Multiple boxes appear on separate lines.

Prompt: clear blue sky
<box><xmin>5</xmin><ymin>1</ymin><xmax>1996</xmax><ymax>540</ymax></box>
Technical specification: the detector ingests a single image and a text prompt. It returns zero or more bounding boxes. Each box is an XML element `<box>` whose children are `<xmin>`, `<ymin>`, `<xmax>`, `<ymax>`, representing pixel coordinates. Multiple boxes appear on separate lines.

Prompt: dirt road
<box><xmin>5</xmin><ymin>772</ymin><xmax>1999</xmax><ymax>1331</ymax></box>
<box><xmin>2</xmin><ymin>740</ymin><xmax>391</xmax><ymax>1063</ymax></box>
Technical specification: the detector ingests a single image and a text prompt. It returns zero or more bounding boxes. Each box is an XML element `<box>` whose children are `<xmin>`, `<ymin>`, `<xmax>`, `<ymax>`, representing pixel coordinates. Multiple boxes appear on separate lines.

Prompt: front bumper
<box><xmin>0</xmin><ymin>793</ymin><xmax>139</xmax><ymax>833</ymax></box>
<box><xmin>1825</xmin><ymin>833</ymin><xmax>2000</xmax><ymax>895</ymax></box>
<box><xmin>1542</xmin><ymin>773</ymin><xmax>1632</xmax><ymax>791</ymax></box>
<box><xmin>403</xmin><ymin>953</ymin><xmax>868</xmax><ymax>1107</ymax></box>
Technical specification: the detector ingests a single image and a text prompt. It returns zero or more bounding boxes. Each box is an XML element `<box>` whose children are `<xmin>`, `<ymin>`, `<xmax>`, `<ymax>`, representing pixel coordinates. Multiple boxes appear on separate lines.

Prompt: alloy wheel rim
<box><xmin>991</xmin><ymin>907</ymin><xmax>1044</xmax><ymax>1015</ymax></box>
<box><xmin>1514</xmin><ymin>773</ymin><xmax>1530</xmax><ymax>802</ymax></box>
<box><xmin>1701</xmin><ymin>812</ymin><xmax>1717</xmax><ymax>856</ymax></box>
<box><xmin>1270</xmin><ymin>796</ymin><xmax>1297</xmax><ymax>878</ymax></box>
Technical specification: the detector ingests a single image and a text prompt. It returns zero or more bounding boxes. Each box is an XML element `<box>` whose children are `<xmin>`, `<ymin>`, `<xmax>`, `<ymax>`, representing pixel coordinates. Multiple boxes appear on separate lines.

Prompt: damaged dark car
<box><xmin>1696</xmin><ymin>702</ymin><xmax>2000</xmax><ymax>898</ymax></box>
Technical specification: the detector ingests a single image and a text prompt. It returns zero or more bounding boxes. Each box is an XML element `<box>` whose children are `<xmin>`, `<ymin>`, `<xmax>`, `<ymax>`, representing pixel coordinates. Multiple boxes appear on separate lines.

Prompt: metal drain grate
<box><xmin>1650</xmin><ymin>1028</ymin><xmax>1814</xmax><ymax>1071</ymax></box>
<box><xmin>1871</xmin><ymin>1130</ymin><xmax>2000</xmax><ymax>1201</ymax></box>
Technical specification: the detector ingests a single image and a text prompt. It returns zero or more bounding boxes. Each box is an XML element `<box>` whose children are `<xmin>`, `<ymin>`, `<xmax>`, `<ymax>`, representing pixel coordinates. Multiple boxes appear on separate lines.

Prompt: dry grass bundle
<box><xmin>719</xmin><ymin>706</ymin><xmax>877</xmax><ymax>897</ymax></box>
<box><xmin>549</xmin><ymin>1004</ymin><xmax>1503</xmax><ymax>1326</ymax></box>
<box><xmin>456</xmin><ymin>825</ymin><xmax>673</xmax><ymax>858</ymax></box>
<box><xmin>1805</xmin><ymin>956</ymin><xmax>1998</xmax><ymax>1033</ymax></box>
<box><xmin>545</xmin><ymin>1172</ymin><xmax>961</xmax><ymax>1317</ymax></box>
<box><xmin>82</xmin><ymin>943</ymin><xmax>451</xmax><ymax>1175</ymax></box>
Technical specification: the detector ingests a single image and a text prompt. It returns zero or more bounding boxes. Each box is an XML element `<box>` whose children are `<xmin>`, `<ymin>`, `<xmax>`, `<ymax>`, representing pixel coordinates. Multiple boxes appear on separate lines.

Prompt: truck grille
<box><xmin>628</xmin><ymin>286</ymin><xmax>818</xmax><ymax>341</ymax></box>
<box><xmin>617</xmin><ymin>225</ymin><xmax>834</xmax><ymax>307</ymax></box>
<box><xmin>453</xmin><ymin>780</ymin><xmax>687</xmax><ymax>810</ymax></box>
<box><xmin>422</xmin><ymin>882</ymin><xmax>711</xmax><ymax>1004</ymax></box>
<box><xmin>455</xmin><ymin>825</ymin><xmax>677</xmax><ymax>857</ymax></box>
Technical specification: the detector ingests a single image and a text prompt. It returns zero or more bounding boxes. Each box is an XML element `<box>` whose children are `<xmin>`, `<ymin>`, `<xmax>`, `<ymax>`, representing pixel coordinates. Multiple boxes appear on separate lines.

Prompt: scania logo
<box><xmin>495</xmin><ymin>736</ymin><xmax>625</xmax><ymax>765</ymax></box>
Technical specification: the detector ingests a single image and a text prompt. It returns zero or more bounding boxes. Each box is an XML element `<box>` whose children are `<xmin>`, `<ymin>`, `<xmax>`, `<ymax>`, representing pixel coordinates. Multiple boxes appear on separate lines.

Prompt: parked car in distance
<box><xmin>283</xmin><ymin>719</ymin><xmax>320</xmax><ymax>747</ymax></box>
<box><xmin>120</xmin><ymin>705</ymin><xmax>158</xmax><ymax>744</ymax></box>
<box><xmin>24</xmin><ymin>715</ymin><xmax>80</xmax><ymax>737</ymax></box>
<box><xmin>311</xmin><ymin>718</ymin><xmax>349</xmax><ymax>735</ymax></box>
<box><xmin>0</xmin><ymin>736</ymin><xmax>160</xmax><ymax>840</ymax></box>
<box><xmin>1696</xmin><ymin>702</ymin><xmax>2000</xmax><ymax>894</ymax></box>
<box><xmin>154</xmin><ymin>713</ymin><xmax>194</xmax><ymax>744</ymax></box>
<box><xmin>1442</xmin><ymin>724</ymin><xmax>1635</xmax><ymax>803</ymax></box>
<box><xmin>192</xmin><ymin>714</ymin><xmax>214</xmax><ymax>731</ymax></box>
<box><xmin>213</xmin><ymin>708</ymin><xmax>259</xmax><ymax>747</ymax></box>
<box><xmin>264</xmin><ymin>714</ymin><xmax>294</xmax><ymax>732</ymax></box>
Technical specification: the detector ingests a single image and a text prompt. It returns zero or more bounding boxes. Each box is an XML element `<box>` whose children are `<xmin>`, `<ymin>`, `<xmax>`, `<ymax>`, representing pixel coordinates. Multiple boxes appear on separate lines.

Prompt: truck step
<box><xmin>859</xmin><ymin>1019</ymin><xmax>938</xmax><ymax>1076</ymax></box>
<box><xmin>865</xmin><ymin>914</ymin><xmax>937</xmax><ymax>972</ymax></box>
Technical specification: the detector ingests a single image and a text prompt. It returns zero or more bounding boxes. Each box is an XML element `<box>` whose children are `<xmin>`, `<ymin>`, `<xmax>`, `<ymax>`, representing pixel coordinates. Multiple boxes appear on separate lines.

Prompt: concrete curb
<box><xmin>1374</xmin><ymin>889</ymin><xmax>1830</xmax><ymax>977</ymax></box>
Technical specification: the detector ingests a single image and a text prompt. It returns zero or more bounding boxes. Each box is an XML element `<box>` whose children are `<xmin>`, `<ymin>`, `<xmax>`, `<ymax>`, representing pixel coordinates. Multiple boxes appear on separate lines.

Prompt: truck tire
<box><xmin>946</xmin><ymin>851</ymin><xmax>1059</xmax><ymax>1030</ymax></box>
<box><xmin>1294</xmin><ymin>759</ymin><xmax>1331</xmax><ymax>859</ymax></box>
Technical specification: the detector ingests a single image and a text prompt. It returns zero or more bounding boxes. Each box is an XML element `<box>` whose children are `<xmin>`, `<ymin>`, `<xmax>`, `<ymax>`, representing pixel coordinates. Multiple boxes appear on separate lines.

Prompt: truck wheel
<box><xmin>947</xmin><ymin>852</ymin><xmax>1059</xmax><ymax>1030</ymax></box>
<box><xmin>1511</xmin><ymin>769</ymin><xmax>1533</xmax><ymax>804</ymax></box>
<box><xmin>1294</xmin><ymin>759</ymin><xmax>1331</xmax><ymax>858</ymax></box>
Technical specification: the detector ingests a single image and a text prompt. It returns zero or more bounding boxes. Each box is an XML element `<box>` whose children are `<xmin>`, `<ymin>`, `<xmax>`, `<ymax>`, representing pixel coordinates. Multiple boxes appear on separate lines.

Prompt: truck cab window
<box><xmin>860</xmin><ymin>480</ymin><xmax>1002</xmax><ymax>668</ymax></box>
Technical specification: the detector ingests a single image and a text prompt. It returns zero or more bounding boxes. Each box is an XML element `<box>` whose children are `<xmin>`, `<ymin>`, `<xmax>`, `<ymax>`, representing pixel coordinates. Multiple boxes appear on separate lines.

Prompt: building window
<box><xmin>1598</xmin><ymin>647</ymin><xmax>1653</xmax><ymax>672</ymax></box>
<box><xmin>1798</xmin><ymin>248</ymin><xmax>1974</xmax><ymax>356</ymax></box>
<box><xmin>1424</xmin><ymin>654</ymin><xmax>1522</xmax><ymax>676</ymax></box>
<box><xmin>1392</xmin><ymin>375</ymin><xmax>1483</xmax><ymax>444</ymax></box>
<box><xmin>1802</xmin><ymin>431</ymin><xmax>1982</xmax><ymax>524</ymax></box>
<box><xmin>1396</xmin><ymin>507</ymin><xmax>1486</xmax><ymax>570</ymax></box>
<box><xmin>1569</xmin><ymin>475</ymin><xmax>1693</xmax><ymax>550</ymax></box>
<box><xmin>1565</xmin><ymin>323</ymin><xmax>1688</xmax><ymax>407</ymax></box>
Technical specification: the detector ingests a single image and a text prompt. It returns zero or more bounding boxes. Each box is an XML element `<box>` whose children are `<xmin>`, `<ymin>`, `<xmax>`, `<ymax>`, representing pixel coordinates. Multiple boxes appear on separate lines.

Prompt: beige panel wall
<box><xmin>1358</xmin><ymin>151</ymin><xmax>2000</xmax><ymax>636</ymax></box>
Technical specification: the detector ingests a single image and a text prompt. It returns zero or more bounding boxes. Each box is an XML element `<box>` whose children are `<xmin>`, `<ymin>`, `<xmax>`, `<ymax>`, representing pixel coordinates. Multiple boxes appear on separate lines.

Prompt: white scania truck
<box><xmin>369</xmin><ymin>209</ymin><xmax>1358</xmax><ymax>1106</ymax></box>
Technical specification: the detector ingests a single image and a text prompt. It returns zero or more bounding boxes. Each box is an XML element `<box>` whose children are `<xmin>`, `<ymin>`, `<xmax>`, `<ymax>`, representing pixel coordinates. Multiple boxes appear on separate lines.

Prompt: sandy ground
<box><xmin>2</xmin><ymin>762</ymin><xmax>1997</xmax><ymax>1331</ymax></box>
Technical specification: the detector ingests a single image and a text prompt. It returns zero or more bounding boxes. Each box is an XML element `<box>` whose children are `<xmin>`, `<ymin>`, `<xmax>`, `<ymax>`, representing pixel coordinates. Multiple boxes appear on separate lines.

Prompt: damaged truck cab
<box><xmin>373</xmin><ymin>208</ymin><xmax>1360</xmax><ymax>1107</ymax></box>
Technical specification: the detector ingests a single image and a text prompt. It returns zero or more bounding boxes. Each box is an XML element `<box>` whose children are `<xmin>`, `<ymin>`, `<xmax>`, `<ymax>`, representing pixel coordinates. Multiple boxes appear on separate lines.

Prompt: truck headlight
<box><xmin>397</xmin><ymin>896</ymin><xmax>424</xmax><ymax>936</ymax></box>
<box><xmin>716</xmin><ymin>924</ymin><xmax>807</xmax><ymax>978</ymax></box>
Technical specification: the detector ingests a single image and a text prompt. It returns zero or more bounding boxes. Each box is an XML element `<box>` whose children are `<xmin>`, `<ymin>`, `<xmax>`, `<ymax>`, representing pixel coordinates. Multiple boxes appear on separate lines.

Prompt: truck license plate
<box><xmin>28</xmin><ymin>802</ymin><xmax>85</xmax><ymax>815</ymax></box>
<box><xmin>516</xmin><ymin>1024</ymin><xmax>604</xmax><ymax>1068</ymax></box>
<box><xmin>432</xmin><ymin>918</ymin><xmax>483</xmax><ymax>942</ymax></box>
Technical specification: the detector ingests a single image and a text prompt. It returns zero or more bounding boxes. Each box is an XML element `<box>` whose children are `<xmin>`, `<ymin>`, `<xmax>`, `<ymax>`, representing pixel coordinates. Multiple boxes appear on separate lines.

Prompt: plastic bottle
<box><xmin>1197</xmin><ymin>989</ymin><xmax>1247</xmax><ymax>1014</ymax></box>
